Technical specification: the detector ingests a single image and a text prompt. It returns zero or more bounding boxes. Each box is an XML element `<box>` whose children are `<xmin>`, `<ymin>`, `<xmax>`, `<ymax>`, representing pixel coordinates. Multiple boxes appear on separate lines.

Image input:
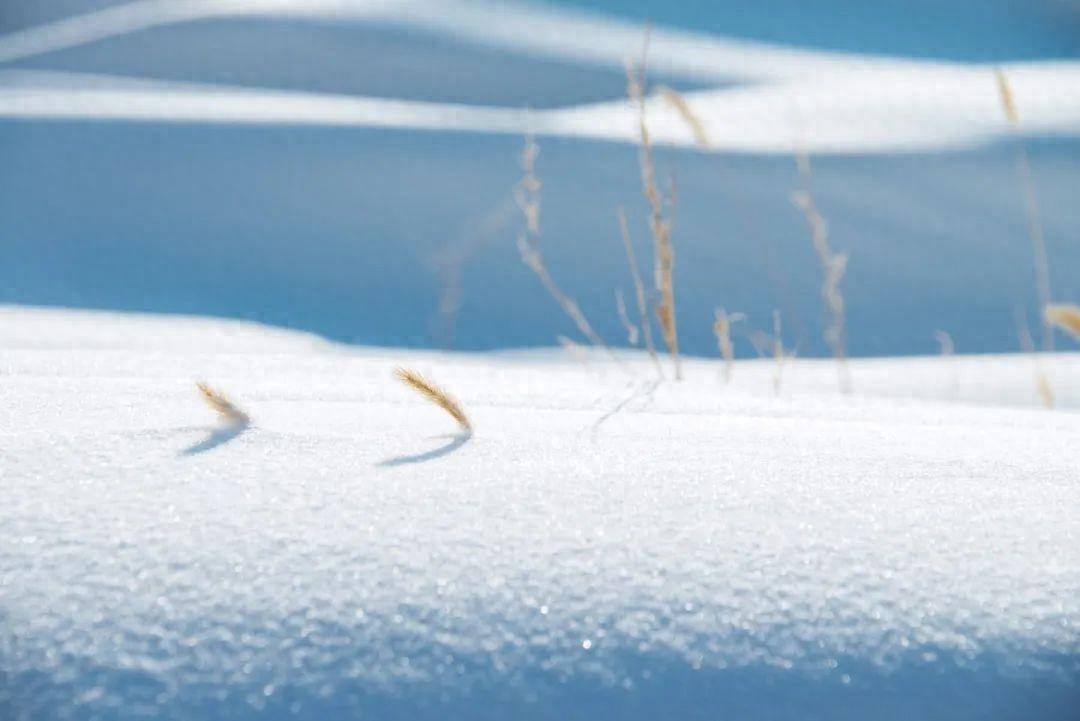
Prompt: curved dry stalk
<box><xmin>713</xmin><ymin>308</ymin><xmax>744</xmax><ymax>383</ymax></box>
<box><xmin>792</xmin><ymin>147</ymin><xmax>851</xmax><ymax>394</ymax></box>
<box><xmin>1045</xmin><ymin>303</ymin><xmax>1080</xmax><ymax>341</ymax></box>
<box><xmin>626</xmin><ymin>39</ymin><xmax>681</xmax><ymax>380</ymax></box>
<box><xmin>615</xmin><ymin>289</ymin><xmax>639</xmax><ymax>345</ymax></box>
<box><xmin>394</xmin><ymin>367</ymin><xmax>471</xmax><ymax>431</ymax></box>
<box><xmin>195</xmin><ymin>382</ymin><xmax>249</xmax><ymax>425</ymax></box>
<box><xmin>996</xmin><ymin>68</ymin><xmax>1053</xmax><ymax>351</ymax></box>
<box><xmin>514</xmin><ymin>134</ymin><xmax>617</xmax><ymax>363</ymax></box>
<box><xmin>1016</xmin><ymin>309</ymin><xmax>1054</xmax><ymax>409</ymax></box>
<box><xmin>656</xmin><ymin>85</ymin><xmax>711</xmax><ymax>148</ymax></box>
<box><xmin>617</xmin><ymin>206</ymin><xmax>662</xmax><ymax>377</ymax></box>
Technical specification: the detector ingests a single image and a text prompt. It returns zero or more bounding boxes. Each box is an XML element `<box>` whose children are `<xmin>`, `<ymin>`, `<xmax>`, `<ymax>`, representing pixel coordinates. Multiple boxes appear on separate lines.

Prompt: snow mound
<box><xmin>2</xmin><ymin>308</ymin><xmax>1078</xmax><ymax>719</ymax></box>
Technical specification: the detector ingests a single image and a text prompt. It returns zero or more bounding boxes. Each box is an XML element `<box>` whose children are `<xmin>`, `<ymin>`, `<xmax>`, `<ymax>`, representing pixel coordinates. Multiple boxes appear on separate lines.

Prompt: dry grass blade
<box><xmin>615</xmin><ymin>289</ymin><xmax>639</xmax><ymax>345</ymax></box>
<box><xmin>656</xmin><ymin>85</ymin><xmax>711</xmax><ymax>148</ymax></box>
<box><xmin>1045</xmin><ymin>303</ymin><xmax>1080</xmax><ymax>341</ymax></box>
<box><xmin>713</xmin><ymin>308</ymin><xmax>743</xmax><ymax>383</ymax></box>
<box><xmin>626</xmin><ymin>34</ymin><xmax>681</xmax><ymax>380</ymax></box>
<box><xmin>792</xmin><ymin>147</ymin><xmax>851</xmax><ymax>394</ymax></box>
<box><xmin>994</xmin><ymin>68</ymin><xmax>1019</xmax><ymax>127</ymax></box>
<box><xmin>997</xmin><ymin>68</ymin><xmax>1053</xmax><ymax>351</ymax></box>
<box><xmin>394</xmin><ymin>367</ymin><xmax>471</xmax><ymax>431</ymax></box>
<box><xmin>617</xmin><ymin>206</ymin><xmax>662</xmax><ymax>377</ymax></box>
<box><xmin>1016</xmin><ymin>309</ymin><xmax>1054</xmax><ymax>409</ymax></box>
<box><xmin>196</xmin><ymin>382</ymin><xmax>249</xmax><ymax>425</ymax></box>
<box><xmin>514</xmin><ymin>134</ymin><xmax>618</xmax><ymax>363</ymax></box>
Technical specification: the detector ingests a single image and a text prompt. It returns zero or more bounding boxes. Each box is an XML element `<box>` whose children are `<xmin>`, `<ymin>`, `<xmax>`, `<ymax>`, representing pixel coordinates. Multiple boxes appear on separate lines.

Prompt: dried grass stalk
<box><xmin>997</xmin><ymin>68</ymin><xmax>1053</xmax><ymax>351</ymax></box>
<box><xmin>934</xmin><ymin>330</ymin><xmax>955</xmax><ymax>356</ymax></box>
<box><xmin>772</xmin><ymin>310</ymin><xmax>788</xmax><ymax>396</ymax></box>
<box><xmin>196</xmin><ymin>382</ymin><xmax>249</xmax><ymax>425</ymax></box>
<box><xmin>656</xmin><ymin>85</ymin><xmax>710</xmax><ymax>148</ymax></box>
<box><xmin>1016</xmin><ymin>309</ymin><xmax>1054</xmax><ymax>409</ymax></box>
<box><xmin>792</xmin><ymin>147</ymin><xmax>851</xmax><ymax>393</ymax></box>
<box><xmin>514</xmin><ymin>134</ymin><xmax>614</xmax><ymax>359</ymax></box>
<box><xmin>1045</xmin><ymin>303</ymin><xmax>1080</xmax><ymax>341</ymax></box>
<box><xmin>394</xmin><ymin>367</ymin><xmax>471</xmax><ymax>431</ymax></box>
<box><xmin>713</xmin><ymin>308</ymin><xmax>743</xmax><ymax>383</ymax></box>
<box><xmin>617</xmin><ymin>206</ymin><xmax>662</xmax><ymax>376</ymax></box>
<box><xmin>626</xmin><ymin>41</ymin><xmax>681</xmax><ymax>380</ymax></box>
<box><xmin>615</xmin><ymin>289</ymin><xmax>639</xmax><ymax>345</ymax></box>
<box><xmin>994</xmin><ymin>69</ymin><xmax>1019</xmax><ymax>127</ymax></box>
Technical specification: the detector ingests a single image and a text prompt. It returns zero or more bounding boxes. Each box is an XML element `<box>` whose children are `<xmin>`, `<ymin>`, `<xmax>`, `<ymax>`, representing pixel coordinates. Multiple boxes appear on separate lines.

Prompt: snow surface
<box><xmin>2</xmin><ymin>307</ymin><xmax>1079</xmax><ymax>720</ymax></box>
<box><xmin>2</xmin><ymin>0</ymin><xmax>1080</xmax><ymax>359</ymax></box>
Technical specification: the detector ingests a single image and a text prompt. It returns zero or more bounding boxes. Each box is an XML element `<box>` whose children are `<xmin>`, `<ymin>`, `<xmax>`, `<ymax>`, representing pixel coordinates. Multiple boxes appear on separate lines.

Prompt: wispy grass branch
<box><xmin>626</xmin><ymin>33</ymin><xmax>681</xmax><ymax>380</ymax></box>
<box><xmin>617</xmin><ymin>205</ymin><xmax>662</xmax><ymax>377</ymax></box>
<box><xmin>514</xmin><ymin>134</ymin><xmax>616</xmax><ymax>362</ymax></box>
<box><xmin>996</xmin><ymin>68</ymin><xmax>1053</xmax><ymax>351</ymax></box>
<box><xmin>713</xmin><ymin>308</ymin><xmax>744</xmax><ymax>383</ymax></box>
<box><xmin>792</xmin><ymin>147</ymin><xmax>851</xmax><ymax>393</ymax></box>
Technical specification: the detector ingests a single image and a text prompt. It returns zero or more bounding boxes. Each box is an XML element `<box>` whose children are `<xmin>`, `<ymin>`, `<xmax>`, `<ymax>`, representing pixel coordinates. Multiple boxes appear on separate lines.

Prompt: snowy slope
<box><xmin>1</xmin><ymin>0</ymin><xmax>1080</xmax><ymax>359</ymax></box>
<box><xmin>2</xmin><ymin>307</ymin><xmax>1079</xmax><ymax>720</ymax></box>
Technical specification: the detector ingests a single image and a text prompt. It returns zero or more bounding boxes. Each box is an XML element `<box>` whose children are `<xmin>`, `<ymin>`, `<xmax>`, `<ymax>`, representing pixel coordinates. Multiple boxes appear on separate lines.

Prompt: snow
<box><xmin>2</xmin><ymin>307</ymin><xmax>1079</xmax><ymax>719</ymax></box>
<box><xmin>2</xmin><ymin>1</ymin><xmax>1080</xmax><ymax>153</ymax></box>
<box><xmin>2</xmin><ymin>0</ymin><xmax>1080</xmax><ymax>361</ymax></box>
<box><xmin>1</xmin><ymin>2</ymin><xmax>1080</xmax><ymax>714</ymax></box>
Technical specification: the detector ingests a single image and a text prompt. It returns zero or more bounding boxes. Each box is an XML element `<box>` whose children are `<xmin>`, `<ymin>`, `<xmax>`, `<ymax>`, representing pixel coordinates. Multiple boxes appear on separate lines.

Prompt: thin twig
<box><xmin>514</xmin><ymin>134</ymin><xmax>618</xmax><ymax>363</ymax></box>
<box><xmin>792</xmin><ymin>147</ymin><xmax>851</xmax><ymax>393</ymax></box>
<box><xmin>626</xmin><ymin>29</ymin><xmax>681</xmax><ymax>380</ymax></box>
<box><xmin>997</xmin><ymin>69</ymin><xmax>1053</xmax><ymax>351</ymax></box>
<box><xmin>713</xmin><ymin>308</ymin><xmax>744</xmax><ymax>383</ymax></box>
<box><xmin>617</xmin><ymin>206</ymin><xmax>662</xmax><ymax>377</ymax></box>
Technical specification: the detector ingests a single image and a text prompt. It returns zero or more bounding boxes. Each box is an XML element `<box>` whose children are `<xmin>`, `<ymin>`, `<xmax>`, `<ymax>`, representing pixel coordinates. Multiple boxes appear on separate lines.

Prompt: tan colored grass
<box><xmin>656</xmin><ymin>85</ymin><xmax>710</xmax><ymax>148</ymax></box>
<box><xmin>626</xmin><ymin>37</ymin><xmax>681</xmax><ymax>380</ymax></box>
<box><xmin>394</xmin><ymin>367</ymin><xmax>471</xmax><ymax>431</ymax></box>
<box><xmin>1016</xmin><ymin>309</ymin><xmax>1054</xmax><ymax>409</ymax></box>
<box><xmin>1045</xmin><ymin>303</ymin><xmax>1080</xmax><ymax>341</ymax></box>
<box><xmin>615</xmin><ymin>289</ymin><xmax>639</xmax><ymax>345</ymax></box>
<box><xmin>996</xmin><ymin>68</ymin><xmax>1053</xmax><ymax>351</ymax></box>
<box><xmin>712</xmin><ymin>308</ymin><xmax>743</xmax><ymax>383</ymax></box>
<box><xmin>514</xmin><ymin>134</ymin><xmax>615</xmax><ymax>360</ymax></box>
<box><xmin>994</xmin><ymin>69</ymin><xmax>1019</xmax><ymax>127</ymax></box>
<box><xmin>196</xmin><ymin>382</ymin><xmax>249</xmax><ymax>425</ymax></box>
<box><xmin>792</xmin><ymin>147</ymin><xmax>851</xmax><ymax>393</ymax></box>
<box><xmin>616</xmin><ymin>206</ymin><xmax>662</xmax><ymax>376</ymax></box>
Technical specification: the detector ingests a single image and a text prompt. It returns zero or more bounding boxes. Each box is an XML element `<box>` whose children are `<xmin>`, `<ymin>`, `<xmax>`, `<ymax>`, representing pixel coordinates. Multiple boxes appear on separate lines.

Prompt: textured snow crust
<box><xmin>2</xmin><ymin>308</ymin><xmax>1079</xmax><ymax>720</ymax></box>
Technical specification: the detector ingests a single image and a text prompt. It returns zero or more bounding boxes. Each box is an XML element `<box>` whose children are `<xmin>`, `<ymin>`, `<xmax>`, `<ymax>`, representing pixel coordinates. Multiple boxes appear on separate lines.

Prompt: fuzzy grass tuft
<box><xmin>394</xmin><ymin>367</ymin><xmax>472</xmax><ymax>431</ymax></box>
<box><xmin>1045</xmin><ymin>303</ymin><xmax>1080</xmax><ymax>341</ymax></box>
<box><xmin>196</xmin><ymin>382</ymin><xmax>249</xmax><ymax>425</ymax></box>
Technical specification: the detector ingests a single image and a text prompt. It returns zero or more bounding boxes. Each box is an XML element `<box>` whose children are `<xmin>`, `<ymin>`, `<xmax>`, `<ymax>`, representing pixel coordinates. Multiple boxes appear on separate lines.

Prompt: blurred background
<box><xmin>1</xmin><ymin>0</ymin><xmax>1079</xmax><ymax>358</ymax></box>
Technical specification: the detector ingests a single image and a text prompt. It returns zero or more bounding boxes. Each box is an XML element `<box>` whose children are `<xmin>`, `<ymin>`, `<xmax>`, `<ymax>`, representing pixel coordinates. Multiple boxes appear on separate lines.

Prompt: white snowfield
<box><xmin>1</xmin><ymin>0</ymin><xmax>1079</xmax><ymax>153</ymax></box>
<box><xmin>2</xmin><ymin>307</ymin><xmax>1079</xmax><ymax>719</ymax></box>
